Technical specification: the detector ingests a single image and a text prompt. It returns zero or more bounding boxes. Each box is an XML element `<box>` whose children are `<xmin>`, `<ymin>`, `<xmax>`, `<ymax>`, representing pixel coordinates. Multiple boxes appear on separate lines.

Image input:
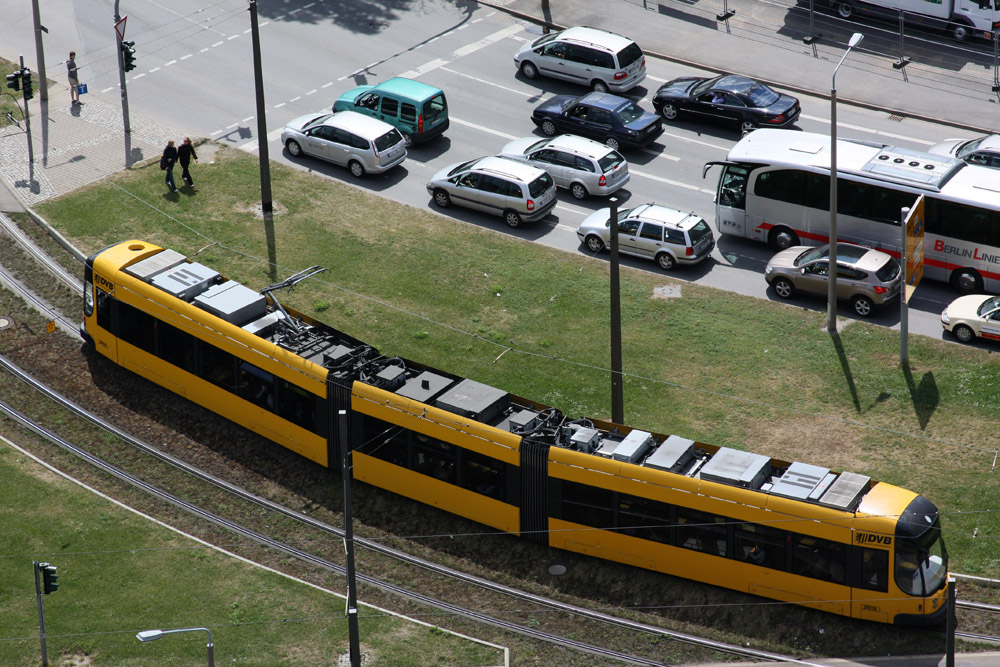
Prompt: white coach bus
<box><xmin>704</xmin><ymin>128</ymin><xmax>1000</xmax><ymax>293</ymax></box>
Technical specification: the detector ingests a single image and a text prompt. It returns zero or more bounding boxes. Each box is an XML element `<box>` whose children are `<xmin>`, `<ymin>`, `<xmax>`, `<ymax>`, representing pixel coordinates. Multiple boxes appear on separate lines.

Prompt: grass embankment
<box><xmin>0</xmin><ymin>434</ymin><xmax>501</xmax><ymax>666</ymax></box>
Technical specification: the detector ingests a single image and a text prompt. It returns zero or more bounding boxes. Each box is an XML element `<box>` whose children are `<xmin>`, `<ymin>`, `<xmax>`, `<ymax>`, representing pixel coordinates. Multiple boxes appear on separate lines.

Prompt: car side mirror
<box><xmin>800</xmin><ymin>268</ymin><xmax>806</xmax><ymax>275</ymax></box>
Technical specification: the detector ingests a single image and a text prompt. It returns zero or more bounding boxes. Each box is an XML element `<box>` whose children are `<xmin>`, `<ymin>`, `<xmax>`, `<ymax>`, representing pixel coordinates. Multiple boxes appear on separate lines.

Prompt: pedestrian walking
<box><xmin>67</xmin><ymin>51</ymin><xmax>81</xmax><ymax>106</ymax></box>
<box><xmin>161</xmin><ymin>140</ymin><xmax>178</xmax><ymax>193</ymax></box>
<box><xmin>178</xmin><ymin>137</ymin><xmax>198</xmax><ymax>187</ymax></box>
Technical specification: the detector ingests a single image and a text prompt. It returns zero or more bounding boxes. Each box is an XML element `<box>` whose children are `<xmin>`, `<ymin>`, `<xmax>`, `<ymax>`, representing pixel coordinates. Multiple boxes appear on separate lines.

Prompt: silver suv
<box><xmin>765</xmin><ymin>243</ymin><xmax>901</xmax><ymax>317</ymax></box>
<box><xmin>514</xmin><ymin>26</ymin><xmax>646</xmax><ymax>94</ymax></box>
<box><xmin>281</xmin><ymin>110</ymin><xmax>406</xmax><ymax>177</ymax></box>
<box><xmin>576</xmin><ymin>203</ymin><xmax>715</xmax><ymax>271</ymax></box>
<box><xmin>426</xmin><ymin>156</ymin><xmax>557</xmax><ymax>228</ymax></box>
<box><xmin>498</xmin><ymin>134</ymin><xmax>629</xmax><ymax>200</ymax></box>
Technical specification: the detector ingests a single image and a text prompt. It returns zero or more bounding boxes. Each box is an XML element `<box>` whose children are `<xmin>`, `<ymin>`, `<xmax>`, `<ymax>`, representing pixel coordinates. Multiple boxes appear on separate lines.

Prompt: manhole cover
<box><xmin>0</xmin><ymin>317</ymin><xmax>12</xmax><ymax>330</ymax></box>
<box><xmin>653</xmin><ymin>285</ymin><xmax>681</xmax><ymax>299</ymax></box>
<box><xmin>549</xmin><ymin>564</ymin><xmax>567</xmax><ymax>575</ymax></box>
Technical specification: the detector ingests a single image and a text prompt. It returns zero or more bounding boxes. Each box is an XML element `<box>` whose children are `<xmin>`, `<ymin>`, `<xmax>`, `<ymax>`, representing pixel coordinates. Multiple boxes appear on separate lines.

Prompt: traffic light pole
<box><xmin>33</xmin><ymin>562</ymin><xmax>49</xmax><ymax>667</ymax></box>
<box><xmin>19</xmin><ymin>55</ymin><xmax>35</xmax><ymax>172</ymax></box>
<box><xmin>114</xmin><ymin>0</ymin><xmax>133</xmax><ymax>165</ymax></box>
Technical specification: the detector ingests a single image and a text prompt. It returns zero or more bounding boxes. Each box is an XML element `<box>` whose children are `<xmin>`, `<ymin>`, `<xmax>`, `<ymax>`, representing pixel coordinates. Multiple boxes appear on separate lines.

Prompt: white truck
<box><xmin>831</xmin><ymin>0</ymin><xmax>997</xmax><ymax>41</ymax></box>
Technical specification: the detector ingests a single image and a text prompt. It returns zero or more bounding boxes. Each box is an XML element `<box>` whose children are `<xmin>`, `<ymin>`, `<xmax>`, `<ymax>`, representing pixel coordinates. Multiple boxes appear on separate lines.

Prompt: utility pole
<box><xmin>248</xmin><ymin>0</ymin><xmax>274</xmax><ymax>221</ymax></box>
<box><xmin>339</xmin><ymin>411</ymin><xmax>361</xmax><ymax>667</ymax></box>
<box><xmin>608</xmin><ymin>197</ymin><xmax>624</xmax><ymax>425</ymax></box>
<box><xmin>30</xmin><ymin>0</ymin><xmax>48</xmax><ymax>101</ymax></box>
<box><xmin>113</xmin><ymin>0</ymin><xmax>132</xmax><ymax>165</ymax></box>
<box><xmin>19</xmin><ymin>55</ymin><xmax>35</xmax><ymax>171</ymax></box>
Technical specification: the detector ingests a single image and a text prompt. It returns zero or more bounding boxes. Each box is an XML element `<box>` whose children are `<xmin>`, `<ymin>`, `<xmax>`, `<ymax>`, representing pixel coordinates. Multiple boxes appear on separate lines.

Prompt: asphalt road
<box><xmin>0</xmin><ymin>0</ymin><xmax>984</xmax><ymax>344</ymax></box>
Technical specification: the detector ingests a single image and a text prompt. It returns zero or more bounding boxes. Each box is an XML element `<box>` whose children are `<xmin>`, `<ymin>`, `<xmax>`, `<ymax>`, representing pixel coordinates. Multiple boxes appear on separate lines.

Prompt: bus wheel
<box><xmin>768</xmin><ymin>226</ymin><xmax>799</xmax><ymax>250</ymax></box>
<box><xmin>950</xmin><ymin>268</ymin><xmax>982</xmax><ymax>294</ymax></box>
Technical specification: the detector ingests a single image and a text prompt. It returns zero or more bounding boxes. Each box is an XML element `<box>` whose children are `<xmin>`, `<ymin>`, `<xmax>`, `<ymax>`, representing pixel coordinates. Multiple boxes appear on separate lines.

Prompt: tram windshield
<box><xmin>895</xmin><ymin>522</ymin><xmax>948</xmax><ymax>597</ymax></box>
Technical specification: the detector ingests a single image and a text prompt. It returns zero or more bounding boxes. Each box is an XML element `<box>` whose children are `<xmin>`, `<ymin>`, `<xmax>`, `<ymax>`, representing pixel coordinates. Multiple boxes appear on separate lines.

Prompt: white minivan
<box><xmin>281</xmin><ymin>110</ymin><xmax>406</xmax><ymax>178</ymax></box>
<box><xmin>514</xmin><ymin>26</ymin><xmax>646</xmax><ymax>94</ymax></box>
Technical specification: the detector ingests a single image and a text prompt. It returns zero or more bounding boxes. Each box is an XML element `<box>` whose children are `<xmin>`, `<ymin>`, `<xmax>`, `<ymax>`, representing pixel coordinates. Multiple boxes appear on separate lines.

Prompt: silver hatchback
<box><xmin>498</xmin><ymin>134</ymin><xmax>629</xmax><ymax>200</ymax></box>
<box><xmin>281</xmin><ymin>110</ymin><xmax>406</xmax><ymax>177</ymax></box>
<box><xmin>765</xmin><ymin>243</ymin><xmax>901</xmax><ymax>317</ymax></box>
<box><xmin>426</xmin><ymin>156</ymin><xmax>557</xmax><ymax>228</ymax></box>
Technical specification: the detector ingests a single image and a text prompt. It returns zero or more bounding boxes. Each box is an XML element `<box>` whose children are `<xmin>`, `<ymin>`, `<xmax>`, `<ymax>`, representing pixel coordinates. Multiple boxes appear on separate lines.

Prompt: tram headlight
<box><xmin>84</xmin><ymin>280</ymin><xmax>94</xmax><ymax>317</ymax></box>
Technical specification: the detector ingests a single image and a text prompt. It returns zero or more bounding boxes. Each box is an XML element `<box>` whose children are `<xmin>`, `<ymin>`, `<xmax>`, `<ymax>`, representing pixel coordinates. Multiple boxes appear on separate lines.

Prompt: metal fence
<box><xmin>619</xmin><ymin>0</ymin><xmax>1000</xmax><ymax>103</ymax></box>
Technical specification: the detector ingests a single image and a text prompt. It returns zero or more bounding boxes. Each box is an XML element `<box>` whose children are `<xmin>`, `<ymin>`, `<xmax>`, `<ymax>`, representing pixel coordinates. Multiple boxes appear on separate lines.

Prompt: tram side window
<box><xmin>618</xmin><ymin>493</ymin><xmax>672</xmax><ymax>545</ymax></box>
<box><xmin>560</xmin><ymin>480</ymin><xmax>613</xmax><ymax>529</ymax></box>
<box><xmin>855</xmin><ymin>547</ymin><xmax>889</xmax><ymax>592</ymax></box>
<box><xmin>157</xmin><ymin>322</ymin><xmax>197</xmax><ymax>374</ymax></box>
<box><xmin>237</xmin><ymin>361</ymin><xmax>274</xmax><ymax>411</ymax></box>
<box><xmin>96</xmin><ymin>289</ymin><xmax>113</xmax><ymax>331</ymax></box>
<box><xmin>790</xmin><ymin>534</ymin><xmax>846</xmax><ymax>584</ymax></box>
<box><xmin>734</xmin><ymin>523</ymin><xmax>786</xmax><ymax>571</ymax></box>
<box><xmin>357</xmin><ymin>415</ymin><xmax>408</xmax><ymax>466</ymax></box>
<box><xmin>414</xmin><ymin>436</ymin><xmax>456</xmax><ymax>484</ymax></box>
<box><xmin>118</xmin><ymin>301</ymin><xmax>156</xmax><ymax>353</ymax></box>
<box><xmin>676</xmin><ymin>507</ymin><xmax>727</xmax><ymax>557</ymax></box>
<box><xmin>276</xmin><ymin>379</ymin><xmax>317</xmax><ymax>433</ymax></box>
<box><xmin>198</xmin><ymin>341</ymin><xmax>236</xmax><ymax>392</ymax></box>
<box><xmin>459</xmin><ymin>449</ymin><xmax>506</xmax><ymax>501</ymax></box>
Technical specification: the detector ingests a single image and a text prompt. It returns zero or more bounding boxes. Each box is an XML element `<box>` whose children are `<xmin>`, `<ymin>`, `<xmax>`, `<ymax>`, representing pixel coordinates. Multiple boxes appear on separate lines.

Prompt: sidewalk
<box><xmin>0</xmin><ymin>80</ymin><xmax>179</xmax><ymax>211</ymax></box>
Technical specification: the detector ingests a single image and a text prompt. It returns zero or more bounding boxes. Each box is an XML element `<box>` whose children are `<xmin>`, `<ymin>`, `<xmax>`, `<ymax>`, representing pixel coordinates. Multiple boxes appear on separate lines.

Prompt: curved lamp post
<box><xmin>828</xmin><ymin>32</ymin><xmax>865</xmax><ymax>333</ymax></box>
<box><xmin>137</xmin><ymin>627</ymin><xmax>214</xmax><ymax>667</ymax></box>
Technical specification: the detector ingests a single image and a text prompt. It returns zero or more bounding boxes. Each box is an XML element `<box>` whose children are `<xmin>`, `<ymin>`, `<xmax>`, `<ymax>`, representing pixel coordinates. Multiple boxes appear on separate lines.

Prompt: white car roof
<box><xmin>325</xmin><ymin>110</ymin><xmax>398</xmax><ymax>140</ymax></box>
<box><xmin>474</xmin><ymin>155</ymin><xmax>547</xmax><ymax>181</ymax></box>
<box><xmin>545</xmin><ymin>134</ymin><xmax>617</xmax><ymax>159</ymax></box>
<box><xmin>629</xmin><ymin>203</ymin><xmax>702</xmax><ymax>229</ymax></box>
<box><xmin>559</xmin><ymin>26</ymin><xmax>636</xmax><ymax>53</ymax></box>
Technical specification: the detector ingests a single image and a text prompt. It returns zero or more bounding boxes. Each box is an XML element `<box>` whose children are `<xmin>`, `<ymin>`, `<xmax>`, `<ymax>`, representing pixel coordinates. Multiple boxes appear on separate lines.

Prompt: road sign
<box><xmin>115</xmin><ymin>16</ymin><xmax>127</xmax><ymax>42</ymax></box>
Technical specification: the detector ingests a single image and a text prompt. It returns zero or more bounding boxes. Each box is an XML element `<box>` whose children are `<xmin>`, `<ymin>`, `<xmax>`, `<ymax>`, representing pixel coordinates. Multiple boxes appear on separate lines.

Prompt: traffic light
<box><xmin>20</xmin><ymin>68</ymin><xmax>32</xmax><ymax>100</ymax></box>
<box><xmin>5</xmin><ymin>71</ymin><xmax>19</xmax><ymax>91</ymax></box>
<box><xmin>121</xmin><ymin>41</ymin><xmax>136</xmax><ymax>72</ymax></box>
<box><xmin>41</xmin><ymin>563</ymin><xmax>58</xmax><ymax>594</ymax></box>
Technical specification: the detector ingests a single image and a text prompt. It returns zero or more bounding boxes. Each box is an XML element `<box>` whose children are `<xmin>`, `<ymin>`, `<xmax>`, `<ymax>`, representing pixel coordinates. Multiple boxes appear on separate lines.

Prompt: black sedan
<box><xmin>530</xmin><ymin>92</ymin><xmax>663</xmax><ymax>151</ymax></box>
<box><xmin>652</xmin><ymin>74</ymin><xmax>800</xmax><ymax>135</ymax></box>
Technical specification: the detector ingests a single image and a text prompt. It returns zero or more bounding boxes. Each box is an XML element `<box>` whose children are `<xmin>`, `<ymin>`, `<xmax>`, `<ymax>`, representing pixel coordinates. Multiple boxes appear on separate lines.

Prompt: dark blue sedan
<box><xmin>530</xmin><ymin>92</ymin><xmax>663</xmax><ymax>151</ymax></box>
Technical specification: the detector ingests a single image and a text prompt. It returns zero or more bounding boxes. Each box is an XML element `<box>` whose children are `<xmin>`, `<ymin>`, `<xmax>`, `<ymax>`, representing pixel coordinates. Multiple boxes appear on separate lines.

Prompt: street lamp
<box><xmin>137</xmin><ymin>627</ymin><xmax>215</xmax><ymax>667</ymax></box>
<box><xmin>827</xmin><ymin>31</ymin><xmax>864</xmax><ymax>333</ymax></box>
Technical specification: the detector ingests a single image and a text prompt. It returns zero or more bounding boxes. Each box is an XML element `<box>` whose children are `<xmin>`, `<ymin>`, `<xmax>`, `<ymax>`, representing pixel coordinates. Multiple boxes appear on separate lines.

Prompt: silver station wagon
<box><xmin>498</xmin><ymin>134</ymin><xmax>629</xmax><ymax>200</ymax></box>
<box><xmin>281</xmin><ymin>110</ymin><xmax>406</xmax><ymax>177</ymax></box>
<box><xmin>426</xmin><ymin>156</ymin><xmax>557</xmax><ymax>228</ymax></box>
<box><xmin>576</xmin><ymin>203</ymin><xmax>715</xmax><ymax>271</ymax></box>
<box><xmin>514</xmin><ymin>26</ymin><xmax>646</xmax><ymax>94</ymax></box>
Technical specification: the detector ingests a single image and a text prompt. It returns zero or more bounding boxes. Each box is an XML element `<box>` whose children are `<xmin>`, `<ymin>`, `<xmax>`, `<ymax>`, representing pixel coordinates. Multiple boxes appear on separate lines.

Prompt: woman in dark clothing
<box><xmin>178</xmin><ymin>137</ymin><xmax>198</xmax><ymax>187</ymax></box>
<box><xmin>161</xmin><ymin>140</ymin><xmax>178</xmax><ymax>193</ymax></box>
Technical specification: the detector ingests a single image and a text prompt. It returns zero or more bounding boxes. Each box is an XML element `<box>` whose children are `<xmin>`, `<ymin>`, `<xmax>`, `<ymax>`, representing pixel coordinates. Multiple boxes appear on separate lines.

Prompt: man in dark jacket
<box><xmin>162</xmin><ymin>140</ymin><xmax>178</xmax><ymax>193</ymax></box>
<box><xmin>178</xmin><ymin>137</ymin><xmax>198</xmax><ymax>187</ymax></box>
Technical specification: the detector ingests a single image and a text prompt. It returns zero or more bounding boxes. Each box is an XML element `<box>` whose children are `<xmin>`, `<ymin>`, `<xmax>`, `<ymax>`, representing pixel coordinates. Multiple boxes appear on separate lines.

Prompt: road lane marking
<box><xmin>799</xmin><ymin>114</ymin><xmax>934</xmax><ymax>145</ymax></box>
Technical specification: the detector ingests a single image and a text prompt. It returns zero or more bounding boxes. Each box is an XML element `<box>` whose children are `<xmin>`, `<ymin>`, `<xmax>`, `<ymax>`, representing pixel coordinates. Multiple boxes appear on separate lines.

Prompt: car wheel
<box><xmin>433</xmin><ymin>189</ymin><xmax>451</xmax><ymax>208</ymax></box>
<box><xmin>349</xmin><ymin>160</ymin><xmax>366</xmax><ymax>178</ymax></box>
<box><xmin>836</xmin><ymin>2</ymin><xmax>853</xmax><ymax>19</ymax></box>
<box><xmin>504</xmin><ymin>209</ymin><xmax>523</xmax><ymax>228</ymax></box>
<box><xmin>592</xmin><ymin>80</ymin><xmax>609</xmax><ymax>93</ymax></box>
<box><xmin>740</xmin><ymin>120</ymin><xmax>757</xmax><ymax>136</ymax></box>
<box><xmin>286</xmin><ymin>139</ymin><xmax>302</xmax><ymax>157</ymax></box>
<box><xmin>402</xmin><ymin>133</ymin><xmax>413</xmax><ymax>148</ymax></box>
<box><xmin>851</xmin><ymin>295</ymin><xmax>874</xmax><ymax>318</ymax></box>
<box><xmin>657</xmin><ymin>253</ymin><xmax>676</xmax><ymax>271</ymax></box>
<box><xmin>954</xmin><ymin>324</ymin><xmax>975</xmax><ymax>344</ymax></box>
<box><xmin>585</xmin><ymin>234</ymin><xmax>605</xmax><ymax>253</ymax></box>
<box><xmin>661</xmin><ymin>103</ymin><xmax>679</xmax><ymax>121</ymax></box>
<box><xmin>768</xmin><ymin>226</ymin><xmax>799</xmax><ymax>250</ymax></box>
<box><xmin>950</xmin><ymin>268</ymin><xmax>983</xmax><ymax>294</ymax></box>
<box><xmin>570</xmin><ymin>182</ymin><xmax>588</xmax><ymax>200</ymax></box>
<box><xmin>772</xmin><ymin>277</ymin><xmax>795</xmax><ymax>299</ymax></box>
<box><xmin>541</xmin><ymin>120</ymin><xmax>557</xmax><ymax>136</ymax></box>
<box><xmin>520</xmin><ymin>61</ymin><xmax>539</xmax><ymax>80</ymax></box>
<box><xmin>605</xmin><ymin>137</ymin><xmax>620</xmax><ymax>151</ymax></box>
<box><xmin>951</xmin><ymin>23</ymin><xmax>969</xmax><ymax>42</ymax></box>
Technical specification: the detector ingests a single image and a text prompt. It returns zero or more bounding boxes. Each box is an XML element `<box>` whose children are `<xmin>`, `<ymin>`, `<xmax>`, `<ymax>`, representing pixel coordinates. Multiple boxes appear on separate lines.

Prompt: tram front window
<box><xmin>895</xmin><ymin>530</ymin><xmax>948</xmax><ymax>597</ymax></box>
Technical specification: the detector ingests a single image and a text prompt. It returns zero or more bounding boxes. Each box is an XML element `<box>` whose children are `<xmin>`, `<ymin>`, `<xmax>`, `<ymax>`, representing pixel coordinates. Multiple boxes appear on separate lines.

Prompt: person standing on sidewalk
<box><xmin>178</xmin><ymin>137</ymin><xmax>198</xmax><ymax>188</ymax></box>
<box><xmin>67</xmin><ymin>51</ymin><xmax>80</xmax><ymax>106</ymax></box>
<box><xmin>161</xmin><ymin>140</ymin><xmax>178</xmax><ymax>193</ymax></box>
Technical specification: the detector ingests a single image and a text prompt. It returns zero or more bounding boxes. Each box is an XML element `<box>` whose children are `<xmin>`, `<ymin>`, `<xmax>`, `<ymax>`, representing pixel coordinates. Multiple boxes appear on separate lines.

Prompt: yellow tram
<box><xmin>82</xmin><ymin>241</ymin><xmax>949</xmax><ymax>624</ymax></box>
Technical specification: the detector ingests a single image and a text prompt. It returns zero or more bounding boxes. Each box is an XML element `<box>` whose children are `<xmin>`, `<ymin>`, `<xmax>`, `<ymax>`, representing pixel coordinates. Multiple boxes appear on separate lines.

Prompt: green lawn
<box><xmin>33</xmin><ymin>145</ymin><xmax>1000</xmax><ymax>582</ymax></box>
<box><xmin>0</xmin><ymin>439</ymin><xmax>502</xmax><ymax>666</ymax></box>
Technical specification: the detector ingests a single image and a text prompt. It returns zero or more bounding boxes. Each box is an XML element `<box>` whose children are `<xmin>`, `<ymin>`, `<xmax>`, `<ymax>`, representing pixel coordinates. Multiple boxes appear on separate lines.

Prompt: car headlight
<box><xmin>764</xmin><ymin>265</ymin><xmax>773</xmax><ymax>275</ymax></box>
<box><xmin>941</xmin><ymin>310</ymin><xmax>950</xmax><ymax>323</ymax></box>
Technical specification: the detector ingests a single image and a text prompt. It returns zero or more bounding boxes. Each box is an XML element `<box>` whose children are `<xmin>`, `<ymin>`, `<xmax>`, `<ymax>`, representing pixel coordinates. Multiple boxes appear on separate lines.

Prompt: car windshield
<box><xmin>605</xmin><ymin>207</ymin><xmax>634</xmax><ymax>228</ymax></box>
<box><xmin>531</xmin><ymin>32</ymin><xmax>560</xmax><ymax>48</ymax></box>
<box><xmin>374</xmin><ymin>129</ymin><xmax>403</xmax><ymax>152</ymax></box>
<box><xmin>303</xmin><ymin>114</ymin><xmax>333</xmax><ymax>129</ymax></box>
<box><xmin>794</xmin><ymin>245</ymin><xmax>830</xmax><ymax>266</ymax></box>
<box><xmin>615</xmin><ymin>101</ymin><xmax>645</xmax><ymax>124</ymax></box>
<box><xmin>528</xmin><ymin>172</ymin><xmax>554</xmax><ymax>198</ymax></box>
<box><xmin>978</xmin><ymin>296</ymin><xmax>1000</xmax><ymax>317</ymax></box>
<box><xmin>691</xmin><ymin>76</ymin><xmax>722</xmax><ymax>97</ymax></box>
<box><xmin>616</xmin><ymin>42</ymin><xmax>643</xmax><ymax>68</ymax></box>
<box><xmin>956</xmin><ymin>136</ymin><xmax>988</xmax><ymax>159</ymax></box>
<box><xmin>448</xmin><ymin>158</ymin><xmax>482</xmax><ymax>177</ymax></box>
<box><xmin>598</xmin><ymin>151</ymin><xmax>625</xmax><ymax>172</ymax></box>
<box><xmin>875</xmin><ymin>258</ymin><xmax>900</xmax><ymax>282</ymax></box>
<box><xmin>524</xmin><ymin>138</ymin><xmax>551</xmax><ymax>154</ymax></box>
<box><xmin>687</xmin><ymin>219</ymin><xmax>713</xmax><ymax>244</ymax></box>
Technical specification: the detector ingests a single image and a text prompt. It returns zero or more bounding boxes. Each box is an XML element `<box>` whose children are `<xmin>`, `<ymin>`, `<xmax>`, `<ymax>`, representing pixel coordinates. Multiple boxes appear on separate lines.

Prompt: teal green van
<box><xmin>333</xmin><ymin>77</ymin><xmax>448</xmax><ymax>146</ymax></box>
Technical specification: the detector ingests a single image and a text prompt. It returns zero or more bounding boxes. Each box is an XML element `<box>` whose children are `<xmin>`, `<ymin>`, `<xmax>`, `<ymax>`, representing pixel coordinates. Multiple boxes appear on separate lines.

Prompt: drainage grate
<box><xmin>888</xmin><ymin>114</ymin><xmax>904</xmax><ymax>122</ymax></box>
